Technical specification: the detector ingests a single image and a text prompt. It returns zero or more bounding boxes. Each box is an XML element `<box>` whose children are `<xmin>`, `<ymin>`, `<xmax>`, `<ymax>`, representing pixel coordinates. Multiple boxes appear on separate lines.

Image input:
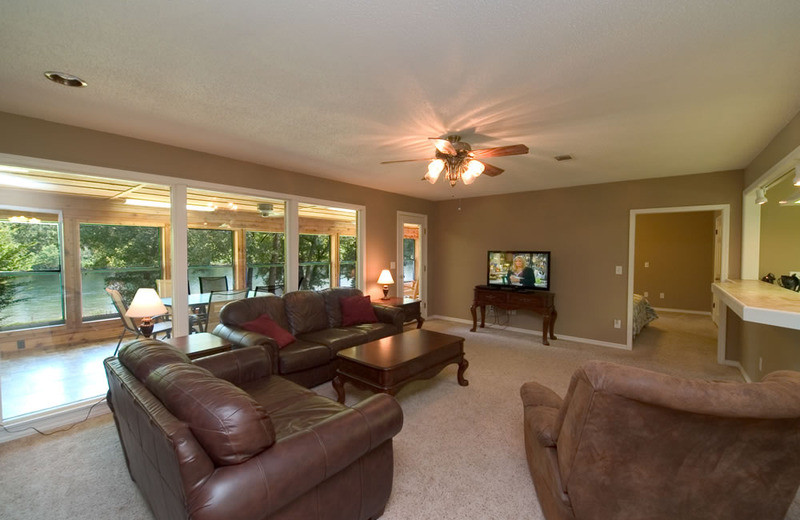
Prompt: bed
<box><xmin>632</xmin><ymin>293</ymin><xmax>659</xmax><ymax>338</ymax></box>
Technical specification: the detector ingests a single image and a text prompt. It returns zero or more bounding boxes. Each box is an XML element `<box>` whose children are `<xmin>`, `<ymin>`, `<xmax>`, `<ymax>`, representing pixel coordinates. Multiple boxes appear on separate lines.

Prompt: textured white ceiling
<box><xmin>1</xmin><ymin>1</ymin><xmax>800</xmax><ymax>201</ymax></box>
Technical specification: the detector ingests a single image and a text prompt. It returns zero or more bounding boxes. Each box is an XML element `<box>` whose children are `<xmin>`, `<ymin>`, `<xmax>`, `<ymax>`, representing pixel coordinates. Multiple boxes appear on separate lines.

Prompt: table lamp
<box><xmin>126</xmin><ymin>288</ymin><xmax>168</xmax><ymax>338</ymax></box>
<box><xmin>377</xmin><ymin>269</ymin><xmax>394</xmax><ymax>300</ymax></box>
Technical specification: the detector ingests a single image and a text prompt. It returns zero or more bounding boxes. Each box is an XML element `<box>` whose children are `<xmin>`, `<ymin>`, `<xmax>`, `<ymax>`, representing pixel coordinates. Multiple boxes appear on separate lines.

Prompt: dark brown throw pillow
<box><xmin>146</xmin><ymin>363</ymin><xmax>276</xmax><ymax>466</ymax></box>
<box><xmin>340</xmin><ymin>294</ymin><xmax>379</xmax><ymax>326</ymax></box>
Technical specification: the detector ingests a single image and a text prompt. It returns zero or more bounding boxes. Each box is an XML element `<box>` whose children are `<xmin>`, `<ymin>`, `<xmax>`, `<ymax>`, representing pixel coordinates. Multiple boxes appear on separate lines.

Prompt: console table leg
<box><xmin>457</xmin><ymin>357</ymin><xmax>469</xmax><ymax>386</ymax></box>
<box><xmin>332</xmin><ymin>375</ymin><xmax>346</xmax><ymax>403</ymax></box>
<box><xmin>549</xmin><ymin>309</ymin><xmax>558</xmax><ymax>340</ymax></box>
<box><xmin>470</xmin><ymin>304</ymin><xmax>478</xmax><ymax>332</ymax></box>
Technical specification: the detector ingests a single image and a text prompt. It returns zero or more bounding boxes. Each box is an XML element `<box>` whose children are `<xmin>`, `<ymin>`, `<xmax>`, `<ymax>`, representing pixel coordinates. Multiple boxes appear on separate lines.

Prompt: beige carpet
<box><xmin>1</xmin><ymin>313</ymin><xmax>798</xmax><ymax>519</ymax></box>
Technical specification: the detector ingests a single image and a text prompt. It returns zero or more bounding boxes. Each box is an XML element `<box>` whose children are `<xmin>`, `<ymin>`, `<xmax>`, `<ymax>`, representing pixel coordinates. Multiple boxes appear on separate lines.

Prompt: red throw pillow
<box><xmin>340</xmin><ymin>295</ymin><xmax>378</xmax><ymax>326</ymax></box>
<box><xmin>241</xmin><ymin>314</ymin><xmax>296</xmax><ymax>348</ymax></box>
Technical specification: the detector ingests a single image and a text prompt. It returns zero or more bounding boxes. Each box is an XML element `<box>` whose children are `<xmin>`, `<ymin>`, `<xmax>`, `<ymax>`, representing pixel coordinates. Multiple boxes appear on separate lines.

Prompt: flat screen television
<box><xmin>487</xmin><ymin>250</ymin><xmax>550</xmax><ymax>291</ymax></box>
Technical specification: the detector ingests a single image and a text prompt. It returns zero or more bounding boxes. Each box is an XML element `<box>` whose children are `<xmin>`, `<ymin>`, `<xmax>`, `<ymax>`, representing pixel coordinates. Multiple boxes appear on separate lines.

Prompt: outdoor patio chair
<box><xmin>106</xmin><ymin>287</ymin><xmax>172</xmax><ymax>355</ymax></box>
<box><xmin>205</xmin><ymin>289</ymin><xmax>248</xmax><ymax>332</ymax></box>
<box><xmin>199</xmin><ymin>276</ymin><xmax>228</xmax><ymax>293</ymax></box>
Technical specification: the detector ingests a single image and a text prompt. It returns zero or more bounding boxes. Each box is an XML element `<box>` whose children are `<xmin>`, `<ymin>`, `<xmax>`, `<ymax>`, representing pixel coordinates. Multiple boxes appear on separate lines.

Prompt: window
<box><xmin>0</xmin><ymin>212</ymin><xmax>63</xmax><ymax>330</ymax></box>
<box><xmin>403</xmin><ymin>237</ymin><xmax>416</xmax><ymax>282</ymax></box>
<box><xmin>299</xmin><ymin>234</ymin><xmax>331</xmax><ymax>290</ymax></box>
<box><xmin>339</xmin><ymin>235</ymin><xmax>356</xmax><ymax>287</ymax></box>
<box><xmin>188</xmin><ymin>228</ymin><xmax>233</xmax><ymax>294</ymax></box>
<box><xmin>80</xmin><ymin>223</ymin><xmax>163</xmax><ymax>320</ymax></box>
<box><xmin>246</xmin><ymin>231</ymin><xmax>285</xmax><ymax>294</ymax></box>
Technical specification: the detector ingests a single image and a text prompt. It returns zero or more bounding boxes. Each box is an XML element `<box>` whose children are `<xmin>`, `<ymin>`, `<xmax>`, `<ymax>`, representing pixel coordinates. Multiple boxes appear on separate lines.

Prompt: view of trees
<box><xmin>80</xmin><ymin>224</ymin><xmax>162</xmax><ymax>306</ymax></box>
<box><xmin>339</xmin><ymin>235</ymin><xmax>356</xmax><ymax>287</ymax></box>
<box><xmin>0</xmin><ymin>221</ymin><xmax>60</xmax><ymax>325</ymax></box>
<box><xmin>246</xmin><ymin>231</ymin><xmax>285</xmax><ymax>292</ymax></box>
<box><xmin>299</xmin><ymin>234</ymin><xmax>331</xmax><ymax>290</ymax></box>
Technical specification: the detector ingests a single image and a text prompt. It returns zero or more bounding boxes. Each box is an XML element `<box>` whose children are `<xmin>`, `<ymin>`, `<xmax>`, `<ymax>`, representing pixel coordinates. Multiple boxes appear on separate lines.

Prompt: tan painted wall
<box><xmin>759</xmin><ymin>174</ymin><xmax>800</xmax><ymax>278</ymax></box>
<box><xmin>744</xmin><ymin>109</ymin><xmax>800</xmax><ymax>188</ymax></box>
<box><xmin>0</xmin><ymin>112</ymin><xmax>435</xmax><ymax>300</ymax></box>
<box><xmin>728</xmin><ymin>310</ymin><xmax>800</xmax><ymax>380</ymax></box>
<box><xmin>429</xmin><ymin>170</ymin><xmax>743</xmax><ymax>345</ymax></box>
<box><xmin>634</xmin><ymin>212</ymin><xmax>715</xmax><ymax>312</ymax></box>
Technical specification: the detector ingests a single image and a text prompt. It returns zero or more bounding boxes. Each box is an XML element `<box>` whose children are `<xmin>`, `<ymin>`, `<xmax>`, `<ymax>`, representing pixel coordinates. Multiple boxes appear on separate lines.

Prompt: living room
<box><xmin>2</xmin><ymin>1</ymin><xmax>800</xmax><ymax>519</ymax></box>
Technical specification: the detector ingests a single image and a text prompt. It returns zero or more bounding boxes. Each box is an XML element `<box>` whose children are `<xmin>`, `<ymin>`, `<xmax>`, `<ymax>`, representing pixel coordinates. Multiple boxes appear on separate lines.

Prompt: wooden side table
<box><xmin>376</xmin><ymin>297</ymin><xmax>424</xmax><ymax>328</ymax></box>
<box><xmin>163</xmin><ymin>332</ymin><xmax>233</xmax><ymax>359</ymax></box>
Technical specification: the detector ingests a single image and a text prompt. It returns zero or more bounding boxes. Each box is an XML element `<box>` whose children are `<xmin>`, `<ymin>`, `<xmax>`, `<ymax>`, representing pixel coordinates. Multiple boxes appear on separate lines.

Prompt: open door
<box><xmin>397</xmin><ymin>212</ymin><xmax>427</xmax><ymax>317</ymax></box>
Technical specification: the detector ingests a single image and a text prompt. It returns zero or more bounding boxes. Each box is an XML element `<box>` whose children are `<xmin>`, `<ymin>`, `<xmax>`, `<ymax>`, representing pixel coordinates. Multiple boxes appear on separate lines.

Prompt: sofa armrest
<box><xmin>193</xmin><ymin>345</ymin><xmax>273</xmax><ymax>385</ymax></box>
<box><xmin>212</xmin><ymin>324</ymin><xmax>280</xmax><ymax>374</ymax></box>
<box><xmin>372</xmin><ymin>304</ymin><xmax>404</xmax><ymax>332</ymax></box>
<box><xmin>188</xmin><ymin>393</ymin><xmax>403</xmax><ymax>520</ymax></box>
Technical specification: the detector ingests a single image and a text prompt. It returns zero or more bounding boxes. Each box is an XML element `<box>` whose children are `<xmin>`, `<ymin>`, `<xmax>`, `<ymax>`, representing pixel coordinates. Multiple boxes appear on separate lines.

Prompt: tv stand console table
<box><xmin>470</xmin><ymin>286</ymin><xmax>557</xmax><ymax>345</ymax></box>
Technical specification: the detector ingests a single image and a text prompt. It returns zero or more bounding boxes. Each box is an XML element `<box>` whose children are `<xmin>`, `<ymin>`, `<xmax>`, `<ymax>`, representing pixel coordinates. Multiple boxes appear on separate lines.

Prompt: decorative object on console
<box><xmin>778</xmin><ymin>274</ymin><xmax>800</xmax><ymax>292</ymax></box>
<box><xmin>377</xmin><ymin>269</ymin><xmax>395</xmax><ymax>299</ymax></box>
<box><xmin>761</xmin><ymin>273</ymin><xmax>776</xmax><ymax>283</ymax></box>
<box><xmin>380</xmin><ymin>135</ymin><xmax>529</xmax><ymax>187</ymax></box>
<box><xmin>126</xmin><ymin>288</ymin><xmax>168</xmax><ymax>339</ymax></box>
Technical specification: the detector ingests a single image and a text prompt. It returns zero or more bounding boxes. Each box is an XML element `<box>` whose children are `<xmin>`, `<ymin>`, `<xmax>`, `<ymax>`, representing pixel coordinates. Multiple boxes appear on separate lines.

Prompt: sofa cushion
<box><xmin>146</xmin><ymin>363</ymin><xmax>276</xmax><ymax>466</ymax></box>
<box><xmin>297</xmin><ymin>328</ymin><xmax>368</xmax><ymax>357</ymax></box>
<box><xmin>220</xmin><ymin>294</ymin><xmax>290</xmax><ymax>330</ymax></box>
<box><xmin>277</xmin><ymin>340</ymin><xmax>331</xmax><ymax>374</ymax></box>
<box><xmin>340</xmin><ymin>294</ymin><xmax>378</xmax><ymax>326</ymax></box>
<box><xmin>347</xmin><ymin>322</ymin><xmax>397</xmax><ymax>342</ymax></box>
<box><xmin>284</xmin><ymin>290</ymin><xmax>329</xmax><ymax>334</ymax></box>
<box><xmin>321</xmin><ymin>287</ymin><xmax>363</xmax><ymax>327</ymax></box>
<box><xmin>118</xmin><ymin>339</ymin><xmax>191</xmax><ymax>382</ymax></box>
<box><xmin>241</xmin><ymin>314</ymin><xmax>296</xmax><ymax>348</ymax></box>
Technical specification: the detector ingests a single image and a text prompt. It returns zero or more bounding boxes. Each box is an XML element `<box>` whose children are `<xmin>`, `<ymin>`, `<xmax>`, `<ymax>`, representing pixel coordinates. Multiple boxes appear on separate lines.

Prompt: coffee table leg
<box><xmin>332</xmin><ymin>375</ymin><xmax>346</xmax><ymax>403</ymax></box>
<box><xmin>457</xmin><ymin>357</ymin><xmax>469</xmax><ymax>386</ymax></box>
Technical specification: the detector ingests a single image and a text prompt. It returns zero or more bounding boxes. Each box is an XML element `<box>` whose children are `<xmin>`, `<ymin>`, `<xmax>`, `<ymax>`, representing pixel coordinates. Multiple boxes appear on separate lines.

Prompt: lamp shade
<box><xmin>126</xmin><ymin>288</ymin><xmax>167</xmax><ymax>318</ymax></box>
<box><xmin>377</xmin><ymin>269</ymin><xmax>395</xmax><ymax>285</ymax></box>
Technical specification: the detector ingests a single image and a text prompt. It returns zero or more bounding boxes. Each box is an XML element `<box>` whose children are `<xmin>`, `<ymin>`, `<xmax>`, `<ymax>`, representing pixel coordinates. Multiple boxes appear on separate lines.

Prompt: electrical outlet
<box><xmin>510</xmin><ymin>309</ymin><xmax>517</xmax><ymax>315</ymax></box>
<box><xmin>613</xmin><ymin>319</ymin><xmax>621</xmax><ymax>329</ymax></box>
<box><xmin>643</xmin><ymin>291</ymin><xmax>649</xmax><ymax>297</ymax></box>
<box><xmin>615</xmin><ymin>265</ymin><xmax>622</xmax><ymax>275</ymax></box>
<box><xmin>659</xmin><ymin>292</ymin><xmax>665</xmax><ymax>299</ymax></box>
<box><xmin>644</xmin><ymin>261</ymin><xmax>649</xmax><ymax>268</ymax></box>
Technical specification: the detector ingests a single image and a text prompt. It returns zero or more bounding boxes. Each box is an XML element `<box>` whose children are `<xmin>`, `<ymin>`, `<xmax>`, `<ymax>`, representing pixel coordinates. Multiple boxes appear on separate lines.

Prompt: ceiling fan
<box><xmin>381</xmin><ymin>135</ymin><xmax>529</xmax><ymax>187</ymax></box>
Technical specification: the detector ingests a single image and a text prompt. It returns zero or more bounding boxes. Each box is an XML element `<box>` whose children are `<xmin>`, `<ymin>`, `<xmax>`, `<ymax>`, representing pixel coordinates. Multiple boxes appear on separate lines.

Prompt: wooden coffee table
<box><xmin>332</xmin><ymin>329</ymin><xmax>469</xmax><ymax>403</ymax></box>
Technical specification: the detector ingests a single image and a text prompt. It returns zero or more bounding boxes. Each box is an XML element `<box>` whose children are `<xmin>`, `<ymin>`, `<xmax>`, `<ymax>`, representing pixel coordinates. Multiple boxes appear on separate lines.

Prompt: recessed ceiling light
<box><xmin>554</xmin><ymin>154</ymin><xmax>573</xmax><ymax>162</ymax></box>
<box><xmin>44</xmin><ymin>71</ymin><xmax>87</xmax><ymax>87</ymax></box>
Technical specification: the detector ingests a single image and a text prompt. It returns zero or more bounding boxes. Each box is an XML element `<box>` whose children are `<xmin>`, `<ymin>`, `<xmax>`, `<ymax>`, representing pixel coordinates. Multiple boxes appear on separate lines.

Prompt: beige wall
<box><xmin>744</xmin><ymin>109</ymin><xmax>800</xmax><ymax>188</ymax></box>
<box><xmin>728</xmin><ymin>310</ymin><xmax>800</xmax><ymax>380</ymax></box>
<box><xmin>0</xmin><ymin>112</ymin><xmax>435</xmax><ymax>300</ymax></box>
<box><xmin>430</xmin><ymin>170</ymin><xmax>743</xmax><ymax>345</ymax></box>
<box><xmin>759</xmin><ymin>174</ymin><xmax>800</xmax><ymax>278</ymax></box>
<box><xmin>634</xmin><ymin>212</ymin><xmax>715</xmax><ymax>312</ymax></box>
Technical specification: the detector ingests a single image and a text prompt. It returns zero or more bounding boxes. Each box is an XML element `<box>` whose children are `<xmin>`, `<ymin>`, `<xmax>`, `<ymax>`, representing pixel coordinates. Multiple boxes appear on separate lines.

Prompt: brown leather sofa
<box><xmin>105</xmin><ymin>338</ymin><xmax>403</xmax><ymax>520</ymax></box>
<box><xmin>212</xmin><ymin>288</ymin><xmax>404</xmax><ymax>387</ymax></box>
<box><xmin>520</xmin><ymin>361</ymin><xmax>800</xmax><ymax>520</ymax></box>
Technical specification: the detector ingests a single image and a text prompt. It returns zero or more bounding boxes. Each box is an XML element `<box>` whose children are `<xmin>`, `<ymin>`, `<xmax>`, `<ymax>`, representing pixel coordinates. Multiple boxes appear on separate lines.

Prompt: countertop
<box><xmin>712</xmin><ymin>279</ymin><xmax>800</xmax><ymax>330</ymax></box>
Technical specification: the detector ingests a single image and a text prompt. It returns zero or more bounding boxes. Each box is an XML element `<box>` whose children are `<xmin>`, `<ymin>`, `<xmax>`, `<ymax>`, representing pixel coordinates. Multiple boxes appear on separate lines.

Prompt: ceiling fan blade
<box><xmin>470</xmin><ymin>144</ymin><xmax>529</xmax><ymax>159</ymax></box>
<box><xmin>429</xmin><ymin>137</ymin><xmax>457</xmax><ymax>155</ymax></box>
<box><xmin>481</xmin><ymin>163</ymin><xmax>504</xmax><ymax>177</ymax></box>
<box><xmin>380</xmin><ymin>158</ymin><xmax>431</xmax><ymax>164</ymax></box>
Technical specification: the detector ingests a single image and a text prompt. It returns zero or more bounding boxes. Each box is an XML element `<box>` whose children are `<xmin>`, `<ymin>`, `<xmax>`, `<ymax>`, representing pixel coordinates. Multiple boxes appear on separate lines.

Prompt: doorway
<box><xmin>396</xmin><ymin>212</ymin><xmax>427</xmax><ymax>317</ymax></box>
<box><xmin>627</xmin><ymin>204</ymin><xmax>729</xmax><ymax>349</ymax></box>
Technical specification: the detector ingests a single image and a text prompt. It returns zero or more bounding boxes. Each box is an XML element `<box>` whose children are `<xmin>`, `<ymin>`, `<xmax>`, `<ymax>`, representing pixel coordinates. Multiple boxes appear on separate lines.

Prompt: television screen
<box><xmin>487</xmin><ymin>251</ymin><xmax>550</xmax><ymax>290</ymax></box>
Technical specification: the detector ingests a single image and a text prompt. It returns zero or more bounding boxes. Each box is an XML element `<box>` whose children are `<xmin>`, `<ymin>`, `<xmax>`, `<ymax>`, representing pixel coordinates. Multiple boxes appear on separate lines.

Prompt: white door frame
<box><xmin>627</xmin><ymin>204</ymin><xmax>730</xmax><ymax>349</ymax></box>
<box><xmin>397</xmin><ymin>211</ymin><xmax>428</xmax><ymax>317</ymax></box>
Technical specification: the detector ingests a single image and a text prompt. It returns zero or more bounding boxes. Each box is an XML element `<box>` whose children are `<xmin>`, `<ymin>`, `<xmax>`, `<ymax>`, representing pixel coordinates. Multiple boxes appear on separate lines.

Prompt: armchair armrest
<box><xmin>188</xmin><ymin>393</ymin><xmax>403</xmax><ymax>520</ymax></box>
<box><xmin>193</xmin><ymin>345</ymin><xmax>273</xmax><ymax>385</ymax></box>
<box><xmin>521</xmin><ymin>381</ymin><xmax>563</xmax><ymax>409</ymax></box>
<box><xmin>372</xmin><ymin>304</ymin><xmax>404</xmax><ymax>332</ymax></box>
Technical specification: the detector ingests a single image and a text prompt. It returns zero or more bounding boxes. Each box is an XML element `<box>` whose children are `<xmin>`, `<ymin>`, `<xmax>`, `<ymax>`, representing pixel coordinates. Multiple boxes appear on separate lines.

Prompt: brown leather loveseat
<box><xmin>105</xmin><ymin>338</ymin><xmax>403</xmax><ymax>520</ymax></box>
<box><xmin>212</xmin><ymin>288</ymin><xmax>404</xmax><ymax>387</ymax></box>
<box><xmin>521</xmin><ymin>361</ymin><xmax>800</xmax><ymax>520</ymax></box>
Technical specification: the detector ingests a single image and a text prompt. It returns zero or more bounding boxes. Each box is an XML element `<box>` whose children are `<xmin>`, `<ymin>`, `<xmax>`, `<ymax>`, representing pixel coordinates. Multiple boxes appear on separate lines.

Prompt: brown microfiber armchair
<box><xmin>105</xmin><ymin>339</ymin><xmax>403</xmax><ymax>520</ymax></box>
<box><xmin>520</xmin><ymin>361</ymin><xmax>800</xmax><ymax>520</ymax></box>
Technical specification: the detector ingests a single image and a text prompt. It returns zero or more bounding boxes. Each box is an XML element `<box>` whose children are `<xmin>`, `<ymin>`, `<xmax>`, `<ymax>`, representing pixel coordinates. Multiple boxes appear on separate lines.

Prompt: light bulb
<box><xmin>465</xmin><ymin>160</ymin><xmax>485</xmax><ymax>178</ymax></box>
<box><xmin>462</xmin><ymin>171</ymin><xmax>477</xmax><ymax>185</ymax></box>
<box><xmin>424</xmin><ymin>159</ymin><xmax>444</xmax><ymax>184</ymax></box>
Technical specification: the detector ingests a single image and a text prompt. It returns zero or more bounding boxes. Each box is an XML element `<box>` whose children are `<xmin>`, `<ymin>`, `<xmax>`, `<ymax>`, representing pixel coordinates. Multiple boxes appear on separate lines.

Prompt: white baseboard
<box><xmin>0</xmin><ymin>398</ymin><xmax>110</xmax><ymax>444</ymax></box>
<box><xmin>720</xmin><ymin>359</ymin><xmax>752</xmax><ymax>382</ymax></box>
<box><xmin>652</xmin><ymin>307</ymin><xmax>712</xmax><ymax>316</ymax></box>
<box><xmin>429</xmin><ymin>315</ymin><xmax>629</xmax><ymax>350</ymax></box>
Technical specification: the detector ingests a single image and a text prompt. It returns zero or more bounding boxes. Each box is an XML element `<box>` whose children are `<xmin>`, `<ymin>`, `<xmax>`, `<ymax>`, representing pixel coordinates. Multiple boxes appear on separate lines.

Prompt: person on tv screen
<box><xmin>507</xmin><ymin>255</ymin><xmax>536</xmax><ymax>286</ymax></box>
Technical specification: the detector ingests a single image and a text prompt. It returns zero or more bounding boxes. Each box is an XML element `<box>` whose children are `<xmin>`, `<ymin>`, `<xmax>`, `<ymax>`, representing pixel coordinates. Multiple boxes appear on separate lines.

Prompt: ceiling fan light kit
<box><xmin>384</xmin><ymin>134</ymin><xmax>529</xmax><ymax>188</ymax></box>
